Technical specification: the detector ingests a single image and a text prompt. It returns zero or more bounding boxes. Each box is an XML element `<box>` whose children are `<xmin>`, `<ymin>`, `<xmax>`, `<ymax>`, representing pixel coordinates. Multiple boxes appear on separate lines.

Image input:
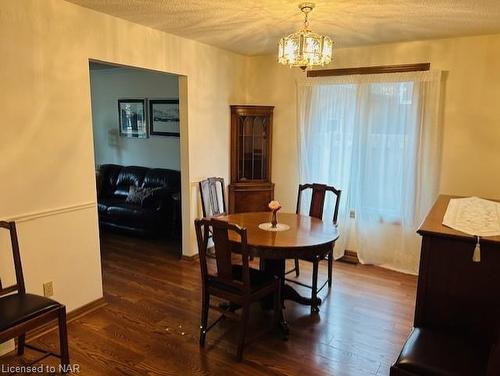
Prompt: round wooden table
<box><xmin>218</xmin><ymin>212</ymin><xmax>339</xmax><ymax>326</ymax></box>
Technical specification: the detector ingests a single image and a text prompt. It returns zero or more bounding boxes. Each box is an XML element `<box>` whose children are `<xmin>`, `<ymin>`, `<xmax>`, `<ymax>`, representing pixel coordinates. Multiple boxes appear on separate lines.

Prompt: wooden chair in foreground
<box><xmin>195</xmin><ymin>218</ymin><xmax>281</xmax><ymax>361</ymax></box>
<box><xmin>0</xmin><ymin>221</ymin><xmax>69</xmax><ymax>373</ymax></box>
<box><xmin>285</xmin><ymin>183</ymin><xmax>341</xmax><ymax>312</ymax></box>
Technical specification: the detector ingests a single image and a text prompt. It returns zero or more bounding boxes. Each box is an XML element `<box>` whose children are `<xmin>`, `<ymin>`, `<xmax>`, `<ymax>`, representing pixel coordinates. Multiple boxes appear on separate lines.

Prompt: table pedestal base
<box><xmin>262</xmin><ymin>259</ymin><xmax>321</xmax><ymax>311</ymax></box>
<box><xmin>282</xmin><ymin>284</ymin><xmax>321</xmax><ymax>309</ymax></box>
<box><xmin>219</xmin><ymin>258</ymin><xmax>322</xmax><ymax>340</ymax></box>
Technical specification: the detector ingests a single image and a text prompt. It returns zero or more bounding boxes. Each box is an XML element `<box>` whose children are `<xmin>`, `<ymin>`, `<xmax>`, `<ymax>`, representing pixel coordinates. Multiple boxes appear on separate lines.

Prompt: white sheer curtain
<box><xmin>297</xmin><ymin>71</ymin><xmax>442</xmax><ymax>274</ymax></box>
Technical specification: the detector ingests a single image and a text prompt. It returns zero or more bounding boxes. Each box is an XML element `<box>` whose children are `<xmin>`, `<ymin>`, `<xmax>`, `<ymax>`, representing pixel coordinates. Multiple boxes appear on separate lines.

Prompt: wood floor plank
<box><xmin>0</xmin><ymin>231</ymin><xmax>417</xmax><ymax>375</ymax></box>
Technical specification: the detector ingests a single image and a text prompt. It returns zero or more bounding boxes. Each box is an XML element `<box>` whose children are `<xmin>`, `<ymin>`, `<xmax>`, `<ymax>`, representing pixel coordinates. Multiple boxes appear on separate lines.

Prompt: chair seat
<box><xmin>0</xmin><ymin>293</ymin><xmax>61</xmax><ymax>331</ymax></box>
<box><xmin>208</xmin><ymin>265</ymin><xmax>276</xmax><ymax>294</ymax></box>
<box><xmin>393</xmin><ymin>327</ymin><xmax>490</xmax><ymax>376</ymax></box>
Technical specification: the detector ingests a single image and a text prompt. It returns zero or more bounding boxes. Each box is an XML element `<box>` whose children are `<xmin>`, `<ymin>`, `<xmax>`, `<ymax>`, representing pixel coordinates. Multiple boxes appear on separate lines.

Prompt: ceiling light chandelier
<box><xmin>278</xmin><ymin>2</ymin><xmax>333</xmax><ymax>71</ymax></box>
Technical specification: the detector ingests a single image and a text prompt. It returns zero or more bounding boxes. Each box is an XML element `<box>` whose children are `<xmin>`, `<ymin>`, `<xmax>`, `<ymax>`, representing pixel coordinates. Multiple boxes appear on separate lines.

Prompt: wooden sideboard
<box><xmin>228</xmin><ymin>105</ymin><xmax>275</xmax><ymax>213</ymax></box>
<box><xmin>415</xmin><ymin>195</ymin><xmax>500</xmax><ymax>342</ymax></box>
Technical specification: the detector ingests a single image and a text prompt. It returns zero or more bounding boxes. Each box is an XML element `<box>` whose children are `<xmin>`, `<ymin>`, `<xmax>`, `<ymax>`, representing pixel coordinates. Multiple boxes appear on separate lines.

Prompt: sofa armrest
<box><xmin>96</xmin><ymin>170</ymin><xmax>104</xmax><ymax>198</ymax></box>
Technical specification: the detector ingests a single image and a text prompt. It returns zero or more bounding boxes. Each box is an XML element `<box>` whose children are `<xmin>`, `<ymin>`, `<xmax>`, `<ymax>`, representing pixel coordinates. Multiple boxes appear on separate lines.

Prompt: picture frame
<box><xmin>149</xmin><ymin>99</ymin><xmax>180</xmax><ymax>137</ymax></box>
<box><xmin>118</xmin><ymin>99</ymin><xmax>148</xmax><ymax>138</ymax></box>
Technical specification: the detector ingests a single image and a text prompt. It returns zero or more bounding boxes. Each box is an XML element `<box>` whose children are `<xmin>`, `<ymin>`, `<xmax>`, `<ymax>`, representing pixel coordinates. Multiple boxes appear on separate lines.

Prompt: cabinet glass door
<box><xmin>238</xmin><ymin>116</ymin><xmax>268</xmax><ymax>181</ymax></box>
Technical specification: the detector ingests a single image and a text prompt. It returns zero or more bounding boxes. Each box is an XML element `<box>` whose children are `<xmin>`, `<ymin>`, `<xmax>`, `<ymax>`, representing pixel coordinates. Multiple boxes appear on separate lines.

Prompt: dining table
<box><xmin>217</xmin><ymin>211</ymin><xmax>340</xmax><ymax>333</ymax></box>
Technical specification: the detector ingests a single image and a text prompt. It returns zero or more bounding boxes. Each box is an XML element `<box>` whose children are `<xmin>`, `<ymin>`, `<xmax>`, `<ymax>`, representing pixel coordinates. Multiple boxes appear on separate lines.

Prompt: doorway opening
<box><xmin>88</xmin><ymin>61</ymin><xmax>184</xmax><ymax>262</ymax></box>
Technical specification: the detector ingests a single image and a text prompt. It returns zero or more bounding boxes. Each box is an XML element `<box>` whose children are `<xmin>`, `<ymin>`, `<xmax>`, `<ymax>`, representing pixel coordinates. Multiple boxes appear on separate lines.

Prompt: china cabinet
<box><xmin>228</xmin><ymin>105</ymin><xmax>274</xmax><ymax>213</ymax></box>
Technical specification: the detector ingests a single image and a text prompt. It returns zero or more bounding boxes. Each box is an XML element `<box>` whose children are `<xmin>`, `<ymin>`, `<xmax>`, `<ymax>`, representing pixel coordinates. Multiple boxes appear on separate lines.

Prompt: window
<box><xmin>298</xmin><ymin>71</ymin><xmax>442</xmax><ymax>273</ymax></box>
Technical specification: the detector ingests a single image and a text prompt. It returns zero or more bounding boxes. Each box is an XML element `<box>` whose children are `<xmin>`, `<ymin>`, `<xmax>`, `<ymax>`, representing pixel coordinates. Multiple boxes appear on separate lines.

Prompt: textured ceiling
<box><xmin>66</xmin><ymin>0</ymin><xmax>500</xmax><ymax>55</ymax></box>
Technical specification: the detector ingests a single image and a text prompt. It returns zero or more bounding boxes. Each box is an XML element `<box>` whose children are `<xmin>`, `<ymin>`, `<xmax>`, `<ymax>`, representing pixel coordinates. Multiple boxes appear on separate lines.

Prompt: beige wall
<box><xmin>0</xmin><ymin>0</ymin><xmax>247</xmax><ymax>311</ymax></box>
<box><xmin>246</xmin><ymin>34</ymin><xmax>500</xmax><ymax>213</ymax></box>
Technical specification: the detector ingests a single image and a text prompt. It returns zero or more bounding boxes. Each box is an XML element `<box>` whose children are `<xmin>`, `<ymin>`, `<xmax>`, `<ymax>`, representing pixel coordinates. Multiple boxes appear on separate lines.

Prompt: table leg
<box><xmin>280</xmin><ymin>305</ymin><xmax>289</xmax><ymax>340</ymax></box>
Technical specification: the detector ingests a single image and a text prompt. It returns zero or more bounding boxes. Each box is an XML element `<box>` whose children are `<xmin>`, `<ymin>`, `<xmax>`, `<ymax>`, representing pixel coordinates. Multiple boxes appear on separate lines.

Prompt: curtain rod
<box><xmin>307</xmin><ymin>63</ymin><xmax>431</xmax><ymax>78</ymax></box>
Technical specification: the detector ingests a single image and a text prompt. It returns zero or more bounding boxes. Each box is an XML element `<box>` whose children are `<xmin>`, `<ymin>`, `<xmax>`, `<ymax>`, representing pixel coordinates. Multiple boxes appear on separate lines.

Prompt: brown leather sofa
<box><xmin>97</xmin><ymin>164</ymin><xmax>181</xmax><ymax>237</ymax></box>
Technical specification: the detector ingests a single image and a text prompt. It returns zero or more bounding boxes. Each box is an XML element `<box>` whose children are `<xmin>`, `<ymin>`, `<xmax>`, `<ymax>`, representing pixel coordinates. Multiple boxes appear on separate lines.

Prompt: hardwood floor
<box><xmin>1</xmin><ymin>232</ymin><xmax>417</xmax><ymax>375</ymax></box>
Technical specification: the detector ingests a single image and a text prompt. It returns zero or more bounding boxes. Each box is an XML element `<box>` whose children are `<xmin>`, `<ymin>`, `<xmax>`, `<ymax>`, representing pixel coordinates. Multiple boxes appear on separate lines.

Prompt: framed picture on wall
<box><xmin>118</xmin><ymin>99</ymin><xmax>148</xmax><ymax>138</ymax></box>
<box><xmin>149</xmin><ymin>99</ymin><xmax>180</xmax><ymax>137</ymax></box>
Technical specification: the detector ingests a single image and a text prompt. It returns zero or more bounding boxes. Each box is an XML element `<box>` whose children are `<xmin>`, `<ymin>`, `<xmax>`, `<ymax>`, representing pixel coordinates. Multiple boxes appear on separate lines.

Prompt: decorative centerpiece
<box><xmin>268</xmin><ymin>200</ymin><xmax>282</xmax><ymax>228</ymax></box>
<box><xmin>258</xmin><ymin>200</ymin><xmax>290</xmax><ymax>232</ymax></box>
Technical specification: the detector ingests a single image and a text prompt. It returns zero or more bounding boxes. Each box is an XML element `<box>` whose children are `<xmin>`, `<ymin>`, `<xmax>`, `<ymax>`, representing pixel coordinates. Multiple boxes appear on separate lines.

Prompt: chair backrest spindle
<box><xmin>296</xmin><ymin>183</ymin><xmax>341</xmax><ymax>224</ymax></box>
<box><xmin>211</xmin><ymin>224</ymin><xmax>234</xmax><ymax>280</ymax></box>
<box><xmin>199</xmin><ymin>177</ymin><xmax>227</xmax><ymax>217</ymax></box>
<box><xmin>0</xmin><ymin>221</ymin><xmax>25</xmax><ymax>296</ymax></box>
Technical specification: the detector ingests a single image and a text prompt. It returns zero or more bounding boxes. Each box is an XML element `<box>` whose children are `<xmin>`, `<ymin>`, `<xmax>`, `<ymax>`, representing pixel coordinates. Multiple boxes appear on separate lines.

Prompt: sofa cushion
<box><xmin>394</xmin><ymin>327</ymin><xmax>490</xmax><ymax>376</ymax></box>
<box><xmin>143</xmin><ymin>168</ymin><xmax>180</xmax><ymax>190</ymax></box>
<box><xmin>98</xmin><ymin>197</ymin><xmax>125</xmax><ymax>214</ymax></box>
<box><xmin>107</xmin><ymin>203</ymin><xmax>156</xmax><ymax>221</ymax></box>
<box><xmin>114</xmin><ymin>166</ymin><xmax>149</xmax><ymax>197</ymax></box>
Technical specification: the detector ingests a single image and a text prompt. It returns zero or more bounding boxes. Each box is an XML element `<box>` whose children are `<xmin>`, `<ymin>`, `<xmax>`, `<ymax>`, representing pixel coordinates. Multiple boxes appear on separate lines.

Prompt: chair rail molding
<box><xmin>3</xmin><ymin>202</ymin><xmax>96</xmax><ymax>223</ymax></box>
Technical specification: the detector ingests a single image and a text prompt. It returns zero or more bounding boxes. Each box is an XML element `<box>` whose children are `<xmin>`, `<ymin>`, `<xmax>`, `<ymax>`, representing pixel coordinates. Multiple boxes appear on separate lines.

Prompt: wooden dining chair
<box><xmin>0</xmin><ymin>221</ymin><xmax>70</xmax><ymax>372</ymax></box>
<box><xmin>195</xmin><ymin>217</ymin><xmax>281</xmax><ymax>361</ymax></box>
<box><xmin>199</xmin><ymin>177</ymin><xmax>253</xmax><ymax>260</ymax></box>
<box><xmin>199</xmin><ymin>177</ymin><xmax>227</xmax><ymax>218</ymax></box>
<box><xmin>286</xmin><ymin>183</ymin><xmax>341</xmax><ymax>312</ymax></box>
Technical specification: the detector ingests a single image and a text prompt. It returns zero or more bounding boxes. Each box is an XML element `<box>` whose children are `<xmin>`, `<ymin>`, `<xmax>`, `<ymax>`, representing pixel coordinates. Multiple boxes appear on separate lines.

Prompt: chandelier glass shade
<box><xmin>278</xmin><ymin>3</ymin><xmax>333</xmax><ymax>70</ymax></box>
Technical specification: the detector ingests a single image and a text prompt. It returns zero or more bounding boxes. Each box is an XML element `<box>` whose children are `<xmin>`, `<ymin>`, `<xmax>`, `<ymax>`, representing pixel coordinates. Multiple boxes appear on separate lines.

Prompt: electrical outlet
<box><xmin>43</xmin><ymin>281</ymin><xmax>54</xmax><ymax>297</ymax></box>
